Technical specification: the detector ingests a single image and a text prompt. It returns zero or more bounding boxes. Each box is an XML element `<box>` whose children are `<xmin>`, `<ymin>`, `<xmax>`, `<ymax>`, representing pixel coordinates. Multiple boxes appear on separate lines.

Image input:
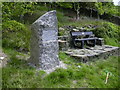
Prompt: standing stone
<box><xmin>29</xmin><ymin>10</ymin><xmax>60</xmax><ymax>70</ymax></box>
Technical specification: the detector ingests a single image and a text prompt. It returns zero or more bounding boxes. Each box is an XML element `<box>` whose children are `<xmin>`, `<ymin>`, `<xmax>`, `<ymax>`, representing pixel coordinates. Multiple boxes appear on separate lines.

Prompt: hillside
<box><xmin>1</xmin><ymin>2</ymin><xmax>120</xmax><ymax>88</ymax></box>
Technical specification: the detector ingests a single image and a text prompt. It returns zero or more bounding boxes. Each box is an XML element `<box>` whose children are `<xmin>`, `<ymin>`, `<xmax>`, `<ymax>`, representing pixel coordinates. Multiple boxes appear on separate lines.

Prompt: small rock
<box><xmin>0</xmin><ymin>57</ymin><xmax>5</xmax><ymax>60</ymax></box>
<box><xmin>59</xmin><ymin>27</ymin><xmax>65</xmax><ymax>31</ymax></box>
<box><xmin>73</xmin><ymin>29</ymin><xmax>79</xmax><ymax>31</ymax></box>
<box><xmin>77</xmin><ymin>65</ymin><xmax>81</xmax><ymax>68</ymax></box>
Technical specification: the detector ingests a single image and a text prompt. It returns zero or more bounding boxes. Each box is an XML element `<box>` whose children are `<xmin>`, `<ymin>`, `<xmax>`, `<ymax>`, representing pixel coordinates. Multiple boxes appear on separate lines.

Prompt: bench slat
<box><xmin>71</xmin><ymin>31</ymin><xmax>93</xmax><ymax>36</ymax></box>
<box><xmin>75</xmin><ymin>37</ymin><xmax>98</xmax><ymax>41</ymax></box>
<box><xmin>70</xmin><ymin>31</ymin><xmax>98</xmax><ymax>49</ymax></box>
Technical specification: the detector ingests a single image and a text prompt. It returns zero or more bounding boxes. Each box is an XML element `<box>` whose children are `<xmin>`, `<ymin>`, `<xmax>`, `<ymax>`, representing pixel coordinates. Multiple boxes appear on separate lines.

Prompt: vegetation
<box><xmin>2</xmin><ymin>20</ymin><xmax>30</xmax><ymax>51</ymax></box>
<box><xmin>2</xmin><ymin>49</ymin><xmax>119</xmax><ymax>88</ymax></box>
<box><xmin>2</xmin><ymin>2</ymin><xmax>120</xmax><ymax>22</ymax></box>
<box><xmin>2</xmin><ymin>2</ymin><xmax>37</xmax><ymax>22</ymax></box>
<box><xmin>92</xmin><ymin>22</ymin><xmax>120</xmax><ymax>46</ymax></box>
<box><xmin>1</xmin><ymin>2</ymin><xmax>119</xmax><ymax>88</ymax></box>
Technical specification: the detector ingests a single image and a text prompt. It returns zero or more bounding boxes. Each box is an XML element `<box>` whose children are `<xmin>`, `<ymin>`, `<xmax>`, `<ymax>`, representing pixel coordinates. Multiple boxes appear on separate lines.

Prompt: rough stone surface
<box><xmin>0</xmin><ymin>50</ymin><xmax>8</xmax><ymax>68</ymax></box>
<box><xmin>65</xmin><ymin>45</ymin><xmax>120</xmax><ymax>63</ymax></box>
<box><xmin>29</xmin><ymin>10</ymin><xmax>60</xmax><ymax>70</ymax></box>
<box><xmin>43</xmin><ymin>61</ymin><xmax>67</xmax><ymax>74</ymax></box>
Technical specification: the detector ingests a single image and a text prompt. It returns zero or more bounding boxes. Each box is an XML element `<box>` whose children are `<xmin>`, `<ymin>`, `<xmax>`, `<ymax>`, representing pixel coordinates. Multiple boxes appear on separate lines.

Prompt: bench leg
<box><xmin>94</xmin><ymin>39</ymin><xmax>96</xmax><ymax>46</ymax></box>
<box><xmin>73</xmin><ymin>41</ymin><xmax>76</xmax><ymax>48</ymax></box>
<box><xmin>81</xmin><ymin>41</ymin><xmax>84</xmax><ymax>49</ymax></box>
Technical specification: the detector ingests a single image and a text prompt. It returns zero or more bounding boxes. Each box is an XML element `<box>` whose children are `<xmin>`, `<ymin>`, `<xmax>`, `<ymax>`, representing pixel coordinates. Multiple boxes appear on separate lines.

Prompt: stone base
<box><xmin>31</xmin><ymin>61</ymin><xmax>67</xmax><ymax>74</ymax></box>
<box><xmin>65</xmin><ymin>45</ymin><xmax>119</xmax><ymax>63</ymax></box>
<box><xmin>43</xmin><ymin>61</ymin><xmax>67</xmax><ymax>74</ymax></box>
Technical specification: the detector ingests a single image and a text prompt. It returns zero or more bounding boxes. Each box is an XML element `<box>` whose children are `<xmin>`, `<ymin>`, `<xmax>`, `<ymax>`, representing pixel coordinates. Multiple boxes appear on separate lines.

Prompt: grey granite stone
<box><xmin>29</xmin><ymin>10</ymin><xmax>60</xmax><ymax>70</ymax></box>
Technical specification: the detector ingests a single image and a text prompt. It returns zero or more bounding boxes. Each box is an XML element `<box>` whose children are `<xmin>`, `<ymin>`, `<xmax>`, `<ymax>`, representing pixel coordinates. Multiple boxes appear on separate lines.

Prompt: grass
<box><xmin>1</xmin><ymin>48</ymin><xmax>119</xmax><ymax>88</ymax></box>
<box><xmin>2</xmin><ymin>48</ymin><xmax>45</xmax><ymax>88</ymax></box>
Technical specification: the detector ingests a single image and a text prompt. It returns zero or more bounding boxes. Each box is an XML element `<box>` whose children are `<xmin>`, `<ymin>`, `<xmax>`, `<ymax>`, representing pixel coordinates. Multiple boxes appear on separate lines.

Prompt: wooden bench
<box><xmin>70</xmin><ymin>31</ymin><xmax>99</xmax><ymax>49</ymax></box>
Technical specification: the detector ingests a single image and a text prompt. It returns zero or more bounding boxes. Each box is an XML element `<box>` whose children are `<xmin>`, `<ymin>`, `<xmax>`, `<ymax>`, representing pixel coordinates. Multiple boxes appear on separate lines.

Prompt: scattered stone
<box><xmin>73</xmin><ymin>28</ymin><xmax>79</xmax><ymax>31</ymax></box>
<box><xmin>77</xmin><ymin>65</ymin><xmax>81</xmax><ymax>68</ymax></box>
<box><xmin>16</xmin><ymin>54</ymin><xmax>30</xmax><ymax>61</ymax></box>
<box><xmin>73</xmin><ymin>80</ymin><xmax>77</xmax><ymax>84</ymax></box>
<box><xmin>59</xmin><ymin>27</ymin><xmax>65</xmax><ymax>31</ymax></box>
<box><xmin>0</xmin><ymin>50</ymin><xmax>8</xmax><ymax>68</ymax></box>
<box><xmin>0</xmin><ymin>57</ymin><xmax>5</xmax><ymax>60</ymax></box>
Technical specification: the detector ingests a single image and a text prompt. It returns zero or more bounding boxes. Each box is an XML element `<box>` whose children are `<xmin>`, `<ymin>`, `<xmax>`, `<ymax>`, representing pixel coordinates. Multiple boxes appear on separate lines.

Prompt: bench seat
<box><xmin>75</xmin><ymin>37</ymin><xmax>98</xmax><ymax>41</ymax></box>
<box><xmin>70</xmin><ymin>31</ymin><xmax>99</xmax><ymax>49</ymax></box>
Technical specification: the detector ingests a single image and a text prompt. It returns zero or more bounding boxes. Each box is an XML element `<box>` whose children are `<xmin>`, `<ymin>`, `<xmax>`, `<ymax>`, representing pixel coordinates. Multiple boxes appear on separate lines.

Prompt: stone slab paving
<box><xmin>65</xmin><ymin>45</ymin><xmax>119</xmax><ymax>63</ymax></box>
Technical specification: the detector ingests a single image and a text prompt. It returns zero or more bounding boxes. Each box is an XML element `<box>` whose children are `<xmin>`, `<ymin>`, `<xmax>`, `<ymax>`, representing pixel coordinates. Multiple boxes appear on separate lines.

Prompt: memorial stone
<box><xmin>29</xmin><ymin>10</ymin><xmax>60</xmax><ymax>70</ymax></box>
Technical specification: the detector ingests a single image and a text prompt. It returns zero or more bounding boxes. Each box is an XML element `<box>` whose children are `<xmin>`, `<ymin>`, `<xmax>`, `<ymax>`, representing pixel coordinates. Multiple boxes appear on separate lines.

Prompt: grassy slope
<box><xmin>2</xmin><ymin>48</ymin><xmax>119</xmax><ymax>88</ymax></box>
<box><xmin>2</xmin><ymin>5</ymin><xmax>119</xmax><ymax>88</ymax></box>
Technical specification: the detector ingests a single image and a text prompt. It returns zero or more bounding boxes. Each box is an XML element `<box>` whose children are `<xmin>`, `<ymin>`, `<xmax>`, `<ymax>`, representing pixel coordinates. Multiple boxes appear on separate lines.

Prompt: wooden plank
<box><xmin>71</xmin><ymin>31</ymin><xmax>93</xmax><ymax>36</ymax></box>
<box><xmin>75</xmin><ymin>38</ymin><xmax>97</xmax><ymax>41</ymax></box>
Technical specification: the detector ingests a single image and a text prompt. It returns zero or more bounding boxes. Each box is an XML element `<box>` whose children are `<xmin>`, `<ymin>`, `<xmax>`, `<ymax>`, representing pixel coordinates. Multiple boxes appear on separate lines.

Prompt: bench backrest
<box><xmin>71</xmin><ymin>31</ymin><xmax>93</xmax><ymax>36</ymax></box>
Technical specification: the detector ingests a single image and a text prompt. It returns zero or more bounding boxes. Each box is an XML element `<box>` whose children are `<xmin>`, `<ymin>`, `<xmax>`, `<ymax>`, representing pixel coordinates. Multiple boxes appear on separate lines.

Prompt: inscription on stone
<box><xmin>42</xmin><ymin>29</ymin><xmax>57</xmax><ymax>42</ymax></box>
